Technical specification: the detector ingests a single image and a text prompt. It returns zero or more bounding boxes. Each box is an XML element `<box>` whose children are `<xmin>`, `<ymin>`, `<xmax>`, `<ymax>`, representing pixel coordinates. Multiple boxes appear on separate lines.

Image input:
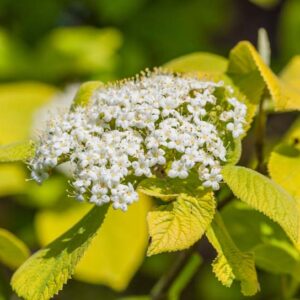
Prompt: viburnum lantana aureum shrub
<box><xmin>1</xmin><ymin>30</ymin><xmax>300</xmax><ymax>300</ymax></box>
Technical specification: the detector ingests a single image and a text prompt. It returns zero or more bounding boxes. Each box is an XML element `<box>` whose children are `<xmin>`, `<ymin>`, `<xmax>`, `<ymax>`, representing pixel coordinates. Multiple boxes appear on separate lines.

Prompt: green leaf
<box><xmin>268</xmin><ymin>117</ymin><xmax>300</xmax><ymax>200</ymax></box>
<box><xmin>147</xmin><ymin>191</ymin><xmax>215</xmax><ymax>256</ymax></box>
<box><xmin>138</xmin><ymin>178</ymin><xmax>179</xmax><ymax>201</ymax></box>
<box><xmin>279</xmin><ymin>0</ymin><xmax>300</xmax><ymax>62</ymax></box>
<box><xmin>118</xmin><ymin>297</ymin><xmax>150</xmax><ymax>300</ymax></box>
<box><xmin>221</xmin><ymin>200</ymin><xmax>291</xmax><ymax>252</ymax></box>
<box><xmin>227</xmin><ymin>41</ymin><xmax>274</xmax><ymax>105</ymax></box>
<box><xmin>71</xmin><ymin>81</ymin><xmax>103</xmax><ymax>108</ymax></box>
<box><xmin>0</xmin><ymin>228</ymin><xmax>30</xmax><ymax>269</ymax></box>
<box><xmin>283</xmin><ymin>117</ymin><xmax>300</xmax><ymax>149</ymax></box>
<box><xmin>0</xmin><ymin>141</ymin><xmax>34</xmax><ymax>163</ymax></box>
<box><xmin>254</xmin><ymin>240</ymin><xmax>300</xmax><ymax>275</ymax></box>
<box><xmin>38</xmin><ymin>27</ymin><xmax>122</xmax><ymax>80</ymax></box>
<box><xmin>206</xmin><ymin>213</ymin><xmax>260</xmax><ymax>296</ymax></box>
<box><xmin>268</xmin><ymin>144</ymin><xmax>300</xmax><ymax>200</ymax></box>
<box><xmin>279</xmin><ymin>56</ymin><xmax>300</xmax><ymax>111</ymax></box>
<box><xmin>227</xmin><ymin>41</ymin><xmax>299</xmax><ymax>111</ymax></box>
<box><xmin>222</xmin><ymin>166</ymin><xmax>300</xmax><ymax>250</ymax></box>
<box><xmin>225</xmin><ymin>139</ymin><xmax>242</xmax><ymax>166</ymax></box>
<box><xmin>35</xmin><ymin>193</ymin><xmax>151</xmax><ymax>291</ymax></box>
<box><xmin>249</xmin><ymin>0</ymin><xmax>279</xmax><ymax>9</ymax></box>
<box><xmin>0</xmin><ymin>82</ymin><xmax>57</xmax><ymax>144</ymax></box>
<box><xmin>222</xmin><ymin>201</ymin><xmax>300</xmax><ymax>277</ymax></box>
<box><xmin>11</xmin><ymin>204</ymin><xmax>109</xmax><ymax>300</ymax></box>
<box><xmin>164</xmin><ymin>52</ymin><xmax>228</xmax><ymax>77</ymax></box>
<box><xmin>138</xmin><ymin>175</ymin><xmax>204</xmax><ymax>202</ymax></box>
<box><xmin>0</xmin><ymin>164</ymin><xmax>26</xmax><ymax>196</ymax></box>
<box><xmin>0</xmin><ymin>82</ymin><xmax>56</xmax><ymax>195</ymax></box>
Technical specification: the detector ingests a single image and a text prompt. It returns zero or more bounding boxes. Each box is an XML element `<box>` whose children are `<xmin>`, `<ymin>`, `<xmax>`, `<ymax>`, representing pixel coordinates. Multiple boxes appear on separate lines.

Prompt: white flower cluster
<box><xmin>30</xmin><ymin>71</ymin><xmax>247</xmax><ymax>211</ymax></box>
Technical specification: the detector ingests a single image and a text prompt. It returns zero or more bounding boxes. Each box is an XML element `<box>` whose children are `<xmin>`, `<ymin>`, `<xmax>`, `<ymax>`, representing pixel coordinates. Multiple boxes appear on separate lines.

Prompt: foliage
<box><xmin>35</xmin><ymin>194</ymin><xmax>151</xmax><ymax>291</ymax></box>
<box><xmin>206</xmin><ymin>213</ymin><xmax>259</xmax><ymax>296</ymax></box>
<box><xmin>0</xmin><ymin>228</ymin><xmax>29</xmax><ymax>269</ymax></box>
<box><xmin>11</xmin><ymin>205</ymin><xmax>109</xmax><ymax>300</ymax></box>
<box><xmin>0</xmin><ymin>12</ymin><xmax>299</xmax><ymax>298</ymax></box>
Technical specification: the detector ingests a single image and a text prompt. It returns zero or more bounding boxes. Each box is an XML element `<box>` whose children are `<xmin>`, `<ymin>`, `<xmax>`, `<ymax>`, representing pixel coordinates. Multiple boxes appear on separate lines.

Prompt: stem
<box><xmin>281</xmin><ymin>275</ymin><xmax>289</xmax><ymax>300</ymax></box>
<box><xmin>255</xmin><ymin>93</ymin><xmax>267</xmax><ymax>174</ymax></box>
<box><xmin>286</xmin><ymin>276</ymin><xmax>299</xmax><ymax>299</ymax></box>
<box><xmin>150</xmin><ymin>197</ymin><xmax>233</xmax><ymax>300</ymax></box>
<box><xmin>151</xmin><ymin>248</ymin><xmax>194</xmax><ymax>300</ymax></box>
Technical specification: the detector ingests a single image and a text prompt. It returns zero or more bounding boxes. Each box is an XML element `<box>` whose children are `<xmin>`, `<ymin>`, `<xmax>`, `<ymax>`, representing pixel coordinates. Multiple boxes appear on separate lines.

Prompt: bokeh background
<box><xmin>0</xmin><ymin>0</ymin><xmax>299</xmax><ymax>299</ymax></box>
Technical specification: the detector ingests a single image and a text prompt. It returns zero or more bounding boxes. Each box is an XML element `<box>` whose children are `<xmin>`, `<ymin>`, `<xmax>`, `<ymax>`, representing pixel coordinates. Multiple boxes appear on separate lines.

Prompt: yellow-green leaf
<box><xmin>0</xmin><ymin>228</ymin><xmax>30</xmax><ymax>269</ymax></box>
<box><xmin>222</xmin><ymin>165</ymin><xmax>300</xmax><ymax>250</ymax></box>
<box><xmin>0</xmin><ymin>141</ymin><xmax>34</xmax><ymax>162</ymax></box>
<box><xmin>0</xmin><ymin>82</ymin><xmax>57</xmax><ymax>144</ymax></box>
<box><xmin>138</xmin><ymin>175</ymin><xmax>204</xmax><ymax>202</ymax></box>
<box><xmin>0</xmin><ymin>164</ymin><xmax>26</xmax><ymax>196</ymax></box>
<box><xmin>11</xmin><ymin>204</ymin><xmax>109</xmax><ymax>300</ymax></box>
<box><xmin>35</xmin><ymin>193</ymin><xmax>151</xmax><ymax>291</ymax></box>
<box><xmin>147</xmin><ymin>191</ymin><xmax>215</xmax><ymax>256</ymax></box>
<box><xmin>227</xmin><ymin>41</ymin><xmax>274</xmax><ymax>105</ymax></box>
<box><xmin>71</xmin><ymin>81</ymin><xmax>103</xmax><ymax>108</ymax></box>
<box><xmin>279</xmin><ymin>56</ymin><xmax>300</xmax><ymax>110</ymax></box>
<box><xmin>0</xmin><ymin>82</ymin><xmax>56</xmax><ymax>196</ymax></box>
<box><xmin>206</xmin><ymin>213</ymin><xmax>260</xmax><ymax>296</ymax></box>
<box><xmin>283</xmin><ymin>117</ymin><xmax>300</xmax><ymax>149</ymax></box>
<box><xmin>268</xmin><ymin>117</ymin><xmax>300</xmax><ymax>200</ymax></box>
<box><xmin>268</xmin><ymin>144</ymin><xmax>300</xmax><ymax>200</ymax></box>
<box><xmin>138</xmin><ymin>178</ymin><xmax>178</xmax><ymax>201</ymax></box>
<box><xmin>227</xmin><ymin>41</ymin><xmax>299</xmax><ymax>111</ymax></box>
<box><xmin>164</xmin><ymin>52</ymin><xmax>228</xmax><ymax>77</ymax></box>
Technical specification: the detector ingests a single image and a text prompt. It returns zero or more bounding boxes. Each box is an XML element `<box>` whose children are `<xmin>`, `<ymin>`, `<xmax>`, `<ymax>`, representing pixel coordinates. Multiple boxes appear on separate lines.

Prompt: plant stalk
<box><xmin>151</xmin><ymin>248</ymin><xmax>194</xmax><ymax>300</ymax></box>
<box><xmin>150</xmin><ymin>197</ymin><xmax>233</xmax><ymax>299</ymax></box>
<box><xmin>255</xmin><ymin>94</ymin><xmax>267</xmax><ymax>174</ymax></box>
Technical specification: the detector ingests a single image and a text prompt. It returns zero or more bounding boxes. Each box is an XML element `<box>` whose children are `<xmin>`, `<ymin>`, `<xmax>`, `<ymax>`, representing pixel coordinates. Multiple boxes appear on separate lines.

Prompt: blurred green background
<box><xmin>0</xmin><ymin>0</ymin><xmax>300</xmax><ymax>299</ymax></box>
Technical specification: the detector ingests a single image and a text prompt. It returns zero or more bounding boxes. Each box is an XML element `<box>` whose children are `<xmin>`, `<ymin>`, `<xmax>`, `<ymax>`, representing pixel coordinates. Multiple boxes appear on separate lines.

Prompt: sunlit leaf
<box><xmin>0</xmin><ymin>164</ymin><xmax>26</xmax><ymax>196</ymax></box>
<box><xmin>0</xmin><ymin>141</ymin><xmax>34</xmax><ymax>163</ymax></box>
<box><xmin>249</xmin><ymin>0</ymin><xmax>279</xmax><ymax>9</ymax></box>
<box><xmin>0</xmin><ymin>82</ymin><xmax>57</xmax><ymax>196</ymax></box>
<box><xmin>0</xmin><ymin>82</ymin><xmax>57</xmax><ymax>144</ymax></box>
<box><xmin>222</xmin><ymin>166</ymin><xmax>300</xmax><ymax>250</ymax></box>
<box><xmin>71</xmin><ymin>81</ymin><xmax>103</xmax><ymax>108</ymax></box>
<box><xmin>138</xmin><ymin>175</ymin><xmax>204</xmax><ymax>202</ymax></box>
<box><xmin>11</xmin><ymin>204</ymin><xmax>109</xmax><ymax>300</ymax></box>
<box><xmin>147</xmin><ymin>191</ymin><xmax>215</xmax><ymax>256</ymax></box>
<box><xmin>206</xmin><ymin>213</ymin><xmax>260</xmax><ymax>296</ymax></box>
<box><xmin>164</xmin><ymin>52</ymin><xmax>228</xmax><ymax>77</ymax></box>
<box><xmin>268</xmin><ymin>144</ymin><xmax>300</xmax><ymax>200</ymax></box>
<box><xmin>21</xmin><ymin>176</ymin><xmax>67</xmax><ymax>208</ymax></box>
<box><xmin>279</xmin><ymin>56</ymin><xmax>300</xmax><ymax>110</ymax></box>
<box><xmin>35</xmin><ymin>194</ymin><xmax>151</xmax><ymax>291</ymax></box>
<box><xmin>0</xmin><ymin>228</ymin><xmax>30</xmax><ymax>270</ymax></box>
<box><xmin>38</xmin><ymin>27</ymin><xmax>122</xmax><ymax>80</ymax></box>
<box><xmin>227</xmin><ymin>41</ymin><xmax>300</xmax><ymax>111</ymax></box>
<box><xmin>282</xmin><ymin>117</ymin><xmax>300</xmax><ymax>149</ymax></box>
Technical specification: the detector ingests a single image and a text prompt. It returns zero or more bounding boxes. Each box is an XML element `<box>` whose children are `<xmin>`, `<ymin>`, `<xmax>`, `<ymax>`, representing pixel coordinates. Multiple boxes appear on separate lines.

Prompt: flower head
<box><xmin>30</xmin><ymin>71</ymin><xmax>247</xmax><ymax>211</ymax></box>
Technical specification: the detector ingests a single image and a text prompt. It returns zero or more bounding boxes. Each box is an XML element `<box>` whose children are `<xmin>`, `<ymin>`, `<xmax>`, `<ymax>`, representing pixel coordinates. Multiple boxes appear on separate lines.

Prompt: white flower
<box><xmin>168</xmin><ymin>161</ymin><xmax>189</xmax><ymax>179</ymax></box>
<box><xmin>29</xmin><ymin>71</ymin><xmax>247</xmax><ymax>211</ymax></box>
